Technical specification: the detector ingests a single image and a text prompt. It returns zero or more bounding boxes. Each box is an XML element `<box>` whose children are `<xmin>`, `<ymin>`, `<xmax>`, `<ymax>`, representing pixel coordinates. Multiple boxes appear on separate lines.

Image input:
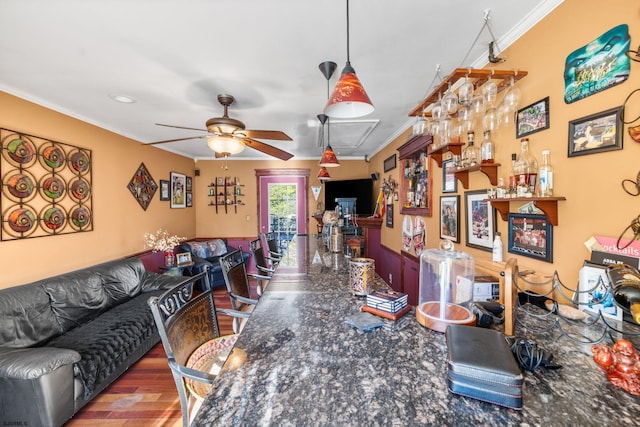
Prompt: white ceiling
<box><xmin>0</xmin><ymin>0</ymin><xmax>563</xmax><ymax>161</ymax></box>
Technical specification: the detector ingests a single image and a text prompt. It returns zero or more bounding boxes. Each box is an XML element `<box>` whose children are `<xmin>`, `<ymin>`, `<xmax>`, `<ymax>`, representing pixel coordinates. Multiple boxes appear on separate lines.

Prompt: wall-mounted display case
<box><xmin>208</xmin><ymin>176</ymin><xmax>244</xmax><ymax>214</ymax></box>
<box><xmin>398</xmin><ymin>134</ymin><xmax>433</xmax><ymax>216</ymax></box>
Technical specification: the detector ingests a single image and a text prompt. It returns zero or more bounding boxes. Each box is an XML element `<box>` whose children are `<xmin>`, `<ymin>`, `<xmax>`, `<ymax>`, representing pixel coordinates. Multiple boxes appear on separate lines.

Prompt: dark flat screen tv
<box><xmin>324</xmin><ymin>178</ymin><xmax>374</xmax><ymax>216</ymax></box>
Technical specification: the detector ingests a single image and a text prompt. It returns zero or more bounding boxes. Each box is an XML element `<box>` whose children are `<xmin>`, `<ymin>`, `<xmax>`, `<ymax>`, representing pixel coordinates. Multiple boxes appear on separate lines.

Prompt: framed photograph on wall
<box><xmin>568</xmin><ymin>106</ymin><xmax>623</xmax><ymax>157</ymax></box>
<box><xmin>507</xmin><ymin>213</ymin><xmax>553</xmax><ymax>262</ymax></box>
<box><xmin>186</xmin><ymin>176</ymin><xmax>192</xmax><ymax>192</ymax></box>
<box><xmin>159</xmin><ymin>180</ymin><xmax>170</xmax><ymax>201</ymax></box>
<box><xmin>442</xmin><ymin>158</ymin><xmax>458</xmax><ymax>193</ymax></box>
<box><xmin>464</xmin><ymin>190</ymin><xmax>496</xmax><ymax>252</ymax></box>
<box><xmin>170</xmin><ymin>172</ymin><xmax>186</xmax><ymax>209</ymax></box>
<box><xmin>516</xmin><ymin>97</ymin><xmax>550</xmax><ymax>138</ymax></box>
<box><xmin>440</xmin><ymin>195</ymin><xmax>460</xmax><ymax>243</ymax></box>
<box><xmin>186</xmin><ymin>192</ymin><xmax>193</xmax><ymax>207</ymax></box>
<box><xmin>384</xmin><ymin>154</ymin><xmax>397</xmax><ymax>172</ymax></box>
<box><xmin>386</xmin><ymin>204</ymin><xmax>393</xmax><ymax>228</ymax></box>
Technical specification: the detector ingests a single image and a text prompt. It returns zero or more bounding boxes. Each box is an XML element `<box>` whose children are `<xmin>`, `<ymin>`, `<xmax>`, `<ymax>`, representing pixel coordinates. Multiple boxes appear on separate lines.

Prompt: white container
<box><xmin>416</xmin><ymin>240</ymin><xmax>475</xmax><ymax>332</ymax></box>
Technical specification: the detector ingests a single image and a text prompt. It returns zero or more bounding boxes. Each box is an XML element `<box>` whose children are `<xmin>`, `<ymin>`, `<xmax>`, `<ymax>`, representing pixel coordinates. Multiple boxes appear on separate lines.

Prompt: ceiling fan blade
<box><xmin>146</xmin><ymin>135</ymin><xmax>207</xmax><ymax>145</ymax></box>
<box><xmin>244</xmin><ymin>138</ymin><xmax>294</xmax><ymax>160</ymax></box>
<box><xmin>242</xmin><ymin>130</ymin><xmax>292</xmax><ymax>141</ymax></box>
<box><xmin>156</xmin><ymin>123</ymin><xmax>208</xmax><ymax>132</ymax></box>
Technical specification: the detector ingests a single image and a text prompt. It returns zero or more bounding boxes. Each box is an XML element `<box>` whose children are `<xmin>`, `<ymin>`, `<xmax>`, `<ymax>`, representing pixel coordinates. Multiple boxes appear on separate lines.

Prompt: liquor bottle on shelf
<box><xmin>515</xmin><ymin>138</ymin><xmax>538</xmax><ymax>196</ymax></box>
<box><xmin>508</xmin><ymin>153</ymin><xmax>517</xmax><ymax>198</ymax></box>
<box><xmin>461</xmin><ymin>131</ymin><xmax>479</xmax><ymax>167</ymax></box>
<box><xmin>539</xmin><ymin>150</ymin><xmax>554</xmax><ymax>197</ymax></box>
<box><xmin>480</xmin><ymin>130</ymin><xmax>495</xmax><ymax>164</ymax></box>
<box><xmin>492</xmin><ymin>232</ymin><xmax>503</xmax><ymax>262</ymax></box>
<box><xmin>606</xmin><ymin>264</ymin><xmax>640</xmax><ymax>324</ymax></box>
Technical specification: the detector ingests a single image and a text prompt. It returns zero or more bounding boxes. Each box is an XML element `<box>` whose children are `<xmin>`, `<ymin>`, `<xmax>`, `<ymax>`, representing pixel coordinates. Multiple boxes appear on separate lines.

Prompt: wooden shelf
<box><xmin>409</xmin><ymin>68</ymin><xmax>528</xmax><ymax>117</ymax></box>
<box><xmin>453</xmin><ymin>163</ymin><xmax>501</xmax><ymax>189</ymax></box>
<box><xmin>487</xmin><ymin>196</ymin><xmax>567</xmax><ymax>226</ymax></box>
<box><xmin>428</xmin><ymin>142</ymin><xmax>464</xmax><ymax>167</ymax></box>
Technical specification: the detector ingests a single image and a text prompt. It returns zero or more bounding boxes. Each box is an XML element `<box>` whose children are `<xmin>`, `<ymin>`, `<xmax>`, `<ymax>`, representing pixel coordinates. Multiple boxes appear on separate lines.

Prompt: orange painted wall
<box><xmin>193</xmin><ymin>159</ymin><xmax>372</xmax><ymax>239</ymax></box>
<box><xmin>371</xmin><ymin>0</ymin><xmax>640</xmax><ymax>290</ymax></box>
<box><xmin>0</xmin><ymin>91</ymin><xmax>195</xmax><ymax>288</ymax></box>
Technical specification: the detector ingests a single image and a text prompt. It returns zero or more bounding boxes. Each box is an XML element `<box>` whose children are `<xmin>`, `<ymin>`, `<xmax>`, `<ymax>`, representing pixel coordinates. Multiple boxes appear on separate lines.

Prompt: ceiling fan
<box><xmin>148</xmin><ymin>94</ymin><xmax>294</xmax><ymax>160</ymax></box>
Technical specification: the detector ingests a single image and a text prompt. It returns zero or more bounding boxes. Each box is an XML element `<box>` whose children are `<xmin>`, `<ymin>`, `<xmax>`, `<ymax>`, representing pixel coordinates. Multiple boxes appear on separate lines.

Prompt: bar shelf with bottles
<box><xmin>428</xmin><ymin>142</ymin><xmax>465</xmax><ymax>167</ymax></box>
<box><xmin>397</xmin><ymin>134</ymin><xmax>432</xmax><ymax>216</ymax></box>
<box><xmin>207</xmin><ymin>176</ymin><xmax>244</xmax><ymax>214</ymax></box>
<box><xmin>487</xmin><ymin>196</ymin><xmax>566</xmax><ymax>226</ymax></box>
<box><xmin>453</xmin><ymin>163</ymin><xmax>502</xmax><ymax>189</ymax></box>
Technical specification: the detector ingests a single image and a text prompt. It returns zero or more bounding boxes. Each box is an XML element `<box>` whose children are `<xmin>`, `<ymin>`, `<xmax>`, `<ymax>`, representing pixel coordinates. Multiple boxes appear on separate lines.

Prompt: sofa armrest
<box><xmin>0</xmin><ymin>347</ymin><xmax>80</xmax><ymax>380</ymax></box>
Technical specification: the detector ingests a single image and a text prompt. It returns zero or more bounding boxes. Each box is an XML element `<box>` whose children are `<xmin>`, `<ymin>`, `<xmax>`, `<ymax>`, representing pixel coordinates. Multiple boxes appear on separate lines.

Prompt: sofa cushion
<box><xmin>207</xmin><ymin>239</ymin><xmax>228</xmax><ymax>257</ymax></box>
<box><xmin>42</xmin><ymin>271</ymin><xmax>108</xmax><ymax>331</ymax></box>
<box><xmin>0</xmin><ymin>283</ymin><xmax>63</xmax><ymax>348</ymax></box>
<box><xmin>188</xmin><ymin>241</ymin><xmax>210</xmax><ymax>258</ymax></box>
<box><xmin>44</xmin><ymin>290</ymin><xmax>163</xmax><ymax>400</ymax></box>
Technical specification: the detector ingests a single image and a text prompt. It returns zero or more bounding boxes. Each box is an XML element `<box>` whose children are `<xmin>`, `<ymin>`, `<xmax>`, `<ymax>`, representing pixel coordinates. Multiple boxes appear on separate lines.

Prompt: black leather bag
<box><xmin>445</xmin><ymin>325</ymin><xmax>523</xmax><ymax>410</ymax></box>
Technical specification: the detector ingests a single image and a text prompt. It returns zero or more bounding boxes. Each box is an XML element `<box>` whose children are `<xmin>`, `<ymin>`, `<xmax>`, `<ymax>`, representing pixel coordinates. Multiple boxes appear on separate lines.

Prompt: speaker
<box><xmin>194</xmin><ymin>169</ymin><xmax>200</xmax><ymax>176</ymax></box>
<box><xmin>371</xmin><ymin>172</ymin><xmax>379</xmax><ymax>181</ymax></box>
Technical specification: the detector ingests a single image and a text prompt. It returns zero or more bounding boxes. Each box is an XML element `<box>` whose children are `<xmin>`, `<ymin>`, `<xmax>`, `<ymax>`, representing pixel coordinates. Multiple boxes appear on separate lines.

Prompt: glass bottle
<box><xmin>492</xmin><ymin>232</ymin><xmax>503</xmax><ymax>262</ymax></box>
<box><xmin>461</xmin><ymin>131</ymin><xmax>479</xmax><ymax>167</ymax></box>
<box><xmin>508</xmin><ymin>153</ymin><xmax>517</xmax><ymax>197</ymax></box>
<box><xmin>539</xmin><ymin>150</ymin><xmax>554</xmax><ymax>197</ymax></box>
<box><xmin>515</xmin><ymin>138</ymin><xmax>538</xmax><ymax>196</ymax></box>
<box><xmin>480</xmin><ymin>130</ymin><xmax>495</xmax><ymax>164</ymax></box>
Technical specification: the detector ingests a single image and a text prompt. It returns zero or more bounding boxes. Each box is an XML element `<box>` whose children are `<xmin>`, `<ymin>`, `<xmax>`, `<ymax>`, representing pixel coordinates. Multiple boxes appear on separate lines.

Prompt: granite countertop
<box><xmin>192</xmin><ymin>235</ymin><xmax>640</xmax><ymax>426</ymax></box>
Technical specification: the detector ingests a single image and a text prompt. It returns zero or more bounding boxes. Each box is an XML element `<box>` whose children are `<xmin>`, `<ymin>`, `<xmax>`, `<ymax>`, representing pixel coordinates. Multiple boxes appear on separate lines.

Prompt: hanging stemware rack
<box><xmin>409</xmin><ymin>68</ymin><xmax>527</xmax><ymax>117</ymax></box>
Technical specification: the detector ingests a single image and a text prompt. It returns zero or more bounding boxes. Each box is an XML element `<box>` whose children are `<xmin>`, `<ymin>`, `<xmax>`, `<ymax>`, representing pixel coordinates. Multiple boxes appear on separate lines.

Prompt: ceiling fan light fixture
<box><xmin>207</xmin><ymin>135</ymin><xmax>245</xmax><ymax>156</ymax></box>
<box><xmin>319</xmin><ymin>145</ymin><xmax>340</xmax><ymax>167</ymax></box>
<box><xmin>317</xmin><ymin>167</ymin><xmax>331</xmax><ymax>181</ymax></box>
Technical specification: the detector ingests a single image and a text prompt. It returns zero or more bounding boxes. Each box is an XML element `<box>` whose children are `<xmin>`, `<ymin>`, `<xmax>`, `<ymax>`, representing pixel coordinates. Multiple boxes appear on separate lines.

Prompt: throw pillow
<box><xmin>207</xmin><ymin>239</ymin><xmax>228</xmax><ymax>256</ymax></box>
<box><xmin>189</xmin><ymin>242</ymin><xmax>209</xmax><ymax>258</ymax></box>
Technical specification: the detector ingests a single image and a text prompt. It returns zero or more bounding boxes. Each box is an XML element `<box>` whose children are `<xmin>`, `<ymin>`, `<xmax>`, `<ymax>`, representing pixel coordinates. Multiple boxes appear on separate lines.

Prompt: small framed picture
<box><xmin>440</xmin><ymin>195</ymin><xmax>460</xmax><ymax>243</ymax></box>
<box><xmin>176</xmin><ymin>252</ymin><xmax>192</xmax><ymax>266</ymax></box>
<box><xmin>568</xmin><ymin>106</ymin><xmax>623</xmax><ymax>157</ymax></box>
<box><xmin>507</xmin><ymin>213</ymin><xmax>553</xmax><ymax>262</ymax></box>
<box><xmin>159</xmin><ymin>180</ymin><xmax>170</xmax><ymax>201</ymax></box>
<box><xmin>384</xmin><ymin>154</ymin><xmax>397</xmax><ymax>172</ymax></box>
<box><xmin>516</xmin><ymin>97</ymin><xmax>550</xmax><ymax>138</ymax></box>
<box><xmin>170</xmin><ymin>172</ymin><xmax>186</xmax><ymax>209</ymax></box>
<box><xmin>442</xmin><ymin>158</ymin><xmax>458</xmax><ymax>193</ymax></box>
<box><xmin>186</xmin><ymin>192</ymin><xmax>193</xmax><ymax>207</ymax></box>
<box><xmin>464</xmin><ymin>190</ymin><xmax>496</xmax><ymax>252</ymax></box>
<box><xmin>386</xmin><ymin>204</ymin><xmax>393</xmax><ymax>228</ymax></box>
<box><xmin>186</xmin><ymin>176</ymin><xmax>192</xmax><ymax>192</ymax></box>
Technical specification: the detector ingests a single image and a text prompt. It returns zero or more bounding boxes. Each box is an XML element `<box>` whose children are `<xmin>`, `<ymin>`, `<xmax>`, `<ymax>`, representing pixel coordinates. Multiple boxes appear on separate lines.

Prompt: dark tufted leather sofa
<box><xmin>178</xmin><ymin>239</ymin><xmax>249</xmax><ymax>289</ymax></box>
<box><xmin>0</xmin><ymin>258</ymin><xmax>188</xmax><ymax>427</ymax></box>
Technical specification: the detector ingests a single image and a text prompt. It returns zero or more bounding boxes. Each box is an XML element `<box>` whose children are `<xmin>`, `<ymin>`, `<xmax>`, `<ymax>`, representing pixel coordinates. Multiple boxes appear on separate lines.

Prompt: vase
<box><xmin>164</xmin><ymin>251</ymin><xmax>174</xmax><ymax>268</ymax></box>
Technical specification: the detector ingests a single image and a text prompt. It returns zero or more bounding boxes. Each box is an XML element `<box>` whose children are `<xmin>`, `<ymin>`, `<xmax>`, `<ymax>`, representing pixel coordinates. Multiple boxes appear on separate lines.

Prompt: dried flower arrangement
<box><xmin>143</xmin><ymin>229</ymin><xmax>186</xmax><ymax>252</ymax></box>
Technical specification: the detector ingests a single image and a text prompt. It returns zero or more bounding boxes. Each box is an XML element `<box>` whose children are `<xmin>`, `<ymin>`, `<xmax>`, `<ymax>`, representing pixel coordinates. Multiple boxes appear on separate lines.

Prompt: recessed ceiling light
<box><xmin>109</xmin><ymin>94</ymin><xmax>136</xmax><ymax>103</ymax></box>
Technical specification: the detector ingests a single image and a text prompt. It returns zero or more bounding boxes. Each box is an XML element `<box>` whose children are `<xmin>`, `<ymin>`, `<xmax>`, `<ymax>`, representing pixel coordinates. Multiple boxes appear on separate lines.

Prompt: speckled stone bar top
<box><xmin>192</xmin><ymin>235</ymin><xmax>640</xmax><ymax>426</ymax></box>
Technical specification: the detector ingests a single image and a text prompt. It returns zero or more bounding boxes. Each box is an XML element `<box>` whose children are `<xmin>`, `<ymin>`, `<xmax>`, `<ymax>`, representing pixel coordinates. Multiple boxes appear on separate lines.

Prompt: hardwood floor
<box><xmin>64</xmin><ymin>286</ymin><xmax>239</xmax><ymax>426</ymax></box>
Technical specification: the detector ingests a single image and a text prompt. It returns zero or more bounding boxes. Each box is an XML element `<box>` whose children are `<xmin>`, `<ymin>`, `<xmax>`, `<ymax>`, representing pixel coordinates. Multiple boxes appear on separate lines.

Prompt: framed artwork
<box><xmin>127</xmin><ymin>162</ymin><xmax>157</xmax><ymax>211</ymax></box>
<box><xmin>442</xmin><ymin>158</ymin><xmax>457</xmax><ymax>193</ymax></box>
<box><xmin>159</xmin><ymin>180</ymin><xmax>170</xmax><ymax>201</ymax></box>
<box><xmin>507</xmin><ymin>213</ymin><xmax>553</xmax><ymax>262</ymax></box>
<box><xmin>170</xmin><ymin>172</ymin><xmax>186</xmax><ymax>208</ymax></box>
<box><xmin>386</xmin><ymin>204</ymin><xmax>393</xmax><ymax>228</ymax></box>
<box><xmin>186</xmin><ymin>176</ymin><xmax>192</xmax><ymax>192</ymax></box>
<box><xmin>564</xmin><ymin>24</ymin><xmax>630</xmax><ymax>104</ymax></box>
<box><xmin>384</xmin><ymin>154</ymin><xmax>397</xmax><ymax>172</ymax></box>
<box><xmin>176</xmin><ymin>252</ymin><xmax>192</xmax><ymax>266</ymax></box>
<box><xmin>186</xmin><ymin>192</ymin><xmax>193</xmax><ymax>207</ymax></box>
<box><xmin>439</xmin><ymin>195</ymin><xmax>460</xmax><ymax>243</ymax></box>
<box><xmin>516</xmin><ymin>97</ymin><xmax>550</xmax><ymax>138</ymax></box>
<box><xmin>568</xmin><ymin>106</ymin><xmax>623</xmax><ymax>157</ymax></box>
<box><xmin>464</xmin><ymin>190</ymin><xmax>496</xmax><ymax>252</ymax></box>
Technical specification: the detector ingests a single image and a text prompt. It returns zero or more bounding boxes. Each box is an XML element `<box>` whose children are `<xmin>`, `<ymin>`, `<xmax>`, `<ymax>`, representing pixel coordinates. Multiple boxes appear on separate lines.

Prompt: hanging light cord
<box><xmin>345</xmin><ymin>0</ymin><xmax>351</xmax><ymax>65</ymax></box>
